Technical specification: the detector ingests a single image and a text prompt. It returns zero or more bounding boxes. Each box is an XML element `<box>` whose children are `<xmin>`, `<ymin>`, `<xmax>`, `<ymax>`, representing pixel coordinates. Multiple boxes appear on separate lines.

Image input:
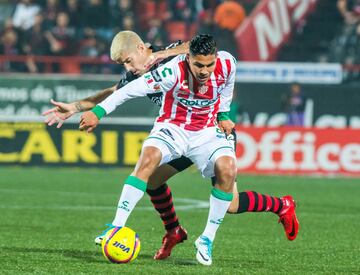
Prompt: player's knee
<box><xmin>135</xmin><ymin>147</ymin><xmax>162</xmax><ymax>177</ymax></box>
<box><xmin>215</xmin><ymin>156</ymin><xmax>236</xmax><ymax>187</ymax></box>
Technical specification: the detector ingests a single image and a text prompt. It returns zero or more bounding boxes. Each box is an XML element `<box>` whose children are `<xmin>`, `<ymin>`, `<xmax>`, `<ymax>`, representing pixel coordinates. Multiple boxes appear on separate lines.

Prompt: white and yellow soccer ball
<box><xmin>101</xmin><ymin>226</ymin><xmax>141</xmax><ymax>264</ymax></box>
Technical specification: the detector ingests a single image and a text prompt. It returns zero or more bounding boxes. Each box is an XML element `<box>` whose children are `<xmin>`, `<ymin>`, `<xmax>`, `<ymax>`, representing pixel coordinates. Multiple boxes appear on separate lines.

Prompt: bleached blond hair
<box><xmin>110</xmin><ymin>31</ymin><xmax>144</xmax><ymax>61</ymax></box>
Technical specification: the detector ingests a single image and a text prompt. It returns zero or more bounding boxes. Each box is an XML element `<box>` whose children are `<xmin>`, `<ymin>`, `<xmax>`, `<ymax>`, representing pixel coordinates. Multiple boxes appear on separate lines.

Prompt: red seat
<box><xmin>60</xmin><ymin>61</ymin><xmax>80</xmax><ymax>74</ymax></box>
<box><xmin>166</xmin><ymin>21</ymin><xmax>187</xmax><ymax>42</ymax></box>
<box><xmin>137</xmin><ymin>0</ymin><xmax>156</xmax><ymax>29</ymax></box>
<box><xmin>189</xmin><ymin>22</ymin><xmax>198</xmax><ymax>38</ymax></box>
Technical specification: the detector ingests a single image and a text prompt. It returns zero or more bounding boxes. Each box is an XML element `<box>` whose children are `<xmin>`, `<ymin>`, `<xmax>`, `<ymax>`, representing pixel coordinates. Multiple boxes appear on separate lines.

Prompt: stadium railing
<box><xmin>0</xmin><ymin>55</ymin><xmax>113</xmax><ymax>74</ymax></box>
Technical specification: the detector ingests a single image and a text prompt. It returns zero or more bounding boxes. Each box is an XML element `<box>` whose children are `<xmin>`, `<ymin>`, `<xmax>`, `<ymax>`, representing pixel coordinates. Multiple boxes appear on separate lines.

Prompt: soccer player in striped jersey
<box><xmin>43</xmin><ymin>31</ymin><xmax>299</xmax><ymax>262</ymax></box>
<box><xmin>79</xmin><ymin>34</ymin><xmax>298</xmax><ymax>265</ymax></box>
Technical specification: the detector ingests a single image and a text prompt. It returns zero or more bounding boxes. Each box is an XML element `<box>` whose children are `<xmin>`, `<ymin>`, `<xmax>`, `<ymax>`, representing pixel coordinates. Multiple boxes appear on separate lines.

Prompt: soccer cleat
<box><xmin>154</xmin><ymin>225</ymin><xmax>188</xmax><ymax>260</ymax></box>
<box><xmin>194</xmin><ymin>235</ymin><xmax>213</xmax><ymax>266</ymax></box>
<box><xmin>94</xmin><ymin>223</ymin><xmax>116</xmax><ymax>245</ymax></box>
<box><xmin>278</xmin><ymin>195</ymin><xmax>299</xmax><ymax>241</ymax></box>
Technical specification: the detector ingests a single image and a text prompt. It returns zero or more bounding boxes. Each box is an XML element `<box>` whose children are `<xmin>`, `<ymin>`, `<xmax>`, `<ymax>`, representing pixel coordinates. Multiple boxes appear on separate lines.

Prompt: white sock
<box><xmin>201</xmin><ymin>189</ymin><xmax>233</xmax><ymax>242</ymax></box>
<box><xmin>112</xmin><ymin>176</ymin><xmax>146</xmax><ymax>227</ymax></box>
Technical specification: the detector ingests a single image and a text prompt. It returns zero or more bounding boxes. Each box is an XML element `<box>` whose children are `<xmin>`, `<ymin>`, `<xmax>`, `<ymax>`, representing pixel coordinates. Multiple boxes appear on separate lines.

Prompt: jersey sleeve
<box><xmin>98</xmin><ymin>57</ymin><xmax>179</xmax><ymax>115</ymax></box>
<box><xmin>218</xmin><ymin>51</ymin><xmax>237</xmax><ymax>113</ymax></box>
<box><xmin>116</xmin><ymin>71</ymin><xmax>137</xmax><ymax>89</ymax></box>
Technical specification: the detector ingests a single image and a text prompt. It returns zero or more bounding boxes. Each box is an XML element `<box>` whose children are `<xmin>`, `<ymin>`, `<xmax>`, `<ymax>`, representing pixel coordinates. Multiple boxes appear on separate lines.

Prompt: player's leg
<box><xmin>146</xmin><ymin>158</ymin><xmax>192</xmax><ymax>259</ymax></box>
<box><xmin>95</xmin><ymin>123</ymin><xmax>184</xmax><ymax>245</ymax></box>
<box><xmin>195</xmin><ymin>155</ymin><xmax>236</xmax><ymax>266</ymax></box>
<box><xmin>110</xmin><ymin>146</ymin><xmax>162</xmax><ymax>227</ymax></box>
<box><xmin>146</xmin><ymin>164</ymin><xmax>180</xmax><ymax>234</ymax></box>
<box><xmin>225</xmin><ymin>186</ymin><xmax>299</xmax><ymax>240</ymax></box>
<box><xmin>94</xmin><ymin>146</ymin><xmax>163</xmax><ymax>244</ymax></box>
<box><xmin>189</xmin><ymin>127</ymin><xmax>236</xmax><ymax>265</ymax></box>
<box><xmin>225</xmin><ymin>130</ymin><xmax>299</xmax><ymax>240</ymax></box>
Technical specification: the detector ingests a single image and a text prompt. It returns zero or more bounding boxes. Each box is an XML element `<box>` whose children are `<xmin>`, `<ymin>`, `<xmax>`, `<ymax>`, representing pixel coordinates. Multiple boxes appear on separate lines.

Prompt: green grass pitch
<box><xmin>0</xmin><ymin>167</ymin><xmax>359</xmax><ymax>274</ymax></box>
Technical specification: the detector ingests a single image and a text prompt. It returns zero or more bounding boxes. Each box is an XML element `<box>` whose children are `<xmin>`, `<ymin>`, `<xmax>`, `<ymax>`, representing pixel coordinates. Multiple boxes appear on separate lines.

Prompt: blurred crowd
<box><xmin>329</xmin><ymin>0</ymin><xmax>360</xmax><ymax>80</ymax></box>
<box><xmin>0</xmin><ymin>0</ymin><xmax>254</xmax><ymax>73</ymax></box>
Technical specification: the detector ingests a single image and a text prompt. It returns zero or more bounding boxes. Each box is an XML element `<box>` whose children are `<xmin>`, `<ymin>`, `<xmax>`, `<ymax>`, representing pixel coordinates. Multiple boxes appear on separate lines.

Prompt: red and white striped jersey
<box><xmin>99</xmin><ymin>51</ymin><xmax>236</xmax><ymax>131</ymax></box>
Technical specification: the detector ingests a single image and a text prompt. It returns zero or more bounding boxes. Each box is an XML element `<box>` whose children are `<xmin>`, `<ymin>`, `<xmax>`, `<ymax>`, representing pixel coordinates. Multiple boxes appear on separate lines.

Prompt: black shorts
<box><xmin>167</xmin><ymin>129</ymin><xmax>238</xmax><ymax>183</ymax></box>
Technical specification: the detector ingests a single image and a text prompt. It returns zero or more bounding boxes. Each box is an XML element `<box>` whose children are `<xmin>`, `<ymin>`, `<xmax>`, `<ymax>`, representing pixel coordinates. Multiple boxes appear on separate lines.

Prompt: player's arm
<box><xmin>80</xmin><ymin>60</ymin><xmax>179</xmax><ymax>132</ymax></box>
<box><xmin>78</xmin><ymin>85</ymin><xmax>118</xmax><ymax>109</ymax></box>
<box><xmin>144</xmin><ymin>41</ymin><xmax>189</xmax><ymax>69</ymax></box>
<box><xmin>217</xmin><ymin>52</ymin><xmax>237</xmax><ymax>135</ymax></box>
<box><xmin>43</xmin><ymin>85</ymin><xmax>117</xmax><ymax>128</ymax></box>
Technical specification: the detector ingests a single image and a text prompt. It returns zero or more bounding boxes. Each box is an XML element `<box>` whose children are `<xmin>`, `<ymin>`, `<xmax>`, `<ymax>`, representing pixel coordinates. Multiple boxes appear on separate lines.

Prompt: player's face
<box><xmin>117</xmin><ymin>45</ymin><xmax>148</xmax><ymax>75</ymax></box>
<box><xmin>187</xmin><ymin>54</ymin><xmax>217</xmax><ymax>84</ymax></box>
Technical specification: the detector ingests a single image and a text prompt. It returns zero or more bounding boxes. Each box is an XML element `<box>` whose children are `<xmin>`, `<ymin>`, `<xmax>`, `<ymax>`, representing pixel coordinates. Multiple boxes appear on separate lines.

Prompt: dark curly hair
<box><xmin>189</xmin><ymin>34</ymin><xmax>217</xmax><ymax>56</ymax></box>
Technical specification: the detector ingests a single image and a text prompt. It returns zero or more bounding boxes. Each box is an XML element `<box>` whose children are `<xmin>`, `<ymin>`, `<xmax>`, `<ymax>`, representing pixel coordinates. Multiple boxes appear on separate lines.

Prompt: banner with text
<box><xmin>236</xmin><ymin>62</ymin><xmax>342</xmax><ymax>84</ymax></box>
<box><xmin>235</xmin><ymin>0</ymin><xmax>318</xmax><ymax>61</ymax></box>
<box><xmin>1</xmin><ymin>122</ymin><xmax>359</xmax><ymax>177</ymax></box>
<box><xmin>0</xmin><ymin>122</ymin><xmax>151</xmax><ymax>167</ymax></box>
<box><xmin>0</xmin><ymin>75</ymin><xmax>158</xmax><ymax>122</ymax></box>
<box><xmin>235</xmin><ymin>126</ymin><xmax>360</xmax><ymax>176</ymax></box>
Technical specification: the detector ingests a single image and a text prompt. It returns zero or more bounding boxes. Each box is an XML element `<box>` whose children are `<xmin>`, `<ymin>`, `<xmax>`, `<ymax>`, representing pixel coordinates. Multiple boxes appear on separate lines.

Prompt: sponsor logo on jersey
<box><xmin>151</xmin><ymin>70</ymin><xmax>162</xmax><ymax>82</ymax></box>
<box><xmin>178</xmin><ymin>80</ymin><xmax>189</xmax><ymax>95</ymax></box>
<box><xmin>159</xmin><ymin>128</ymin><xmax>175</xmax><ymax>140</ymax></box>
<box><xmin>176</xmin><ymin>96</ymin><xmax>218</xmax><ymax>107</ymax></box>
<box><xmin>153</xmin><ymin>84</ymin><xmax>161</xmax><ymax>92</ymax></box>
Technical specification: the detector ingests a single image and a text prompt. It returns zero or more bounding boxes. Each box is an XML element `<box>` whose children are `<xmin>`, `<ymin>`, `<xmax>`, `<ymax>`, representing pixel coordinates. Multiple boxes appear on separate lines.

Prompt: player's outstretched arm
<box><xmin>43</xmin><ymin>85</ymin><xmax>117</xmax><ymax>128</ymax></box>
<box><xmin>43</xmin><ymin>99</ymin><xmax>79</xmax><ymax>128</ymax></box>
<box><xmin>79</xmin><ymin>85</ymin><xmax>118</xmax><ymax>109</ymax></box>
<box><xmin>144</xmin><ymin>41</ymin><xmax>189</xmax><ymax>69</ymax></box>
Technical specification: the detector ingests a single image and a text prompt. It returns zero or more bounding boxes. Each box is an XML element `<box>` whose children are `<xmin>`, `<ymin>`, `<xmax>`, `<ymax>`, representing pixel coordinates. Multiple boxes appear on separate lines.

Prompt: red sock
<box><xmin>146</xmin><ymin>183</ymin><xmax>179</xmax><ymax>231</ymax></box>
<box><xmin>237</xmin><ymin>191</ymin><xmax>283</xmax><ymax>214</ymax></box>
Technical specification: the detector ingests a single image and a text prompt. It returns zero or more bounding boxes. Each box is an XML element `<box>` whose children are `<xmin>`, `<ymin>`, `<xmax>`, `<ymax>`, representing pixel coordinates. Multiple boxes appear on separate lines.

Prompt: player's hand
<box><xmin>144</xmin><ymin>51</ymin><xmax>167</xmax><ymax>69</ymax></box>
<box><xmin>42</xmin><ymin>99</ymin><xmax>78</xmax><ymax>128</ymax></box>
<box><xmin>218</xmin><ymin>119</ymin><xmax>235</xmax><ymax>135</ymax></box>
<box><xmin>79</xmin><ymin>111</ymin><xmax>99</xmax><ymax>133</ymax></box>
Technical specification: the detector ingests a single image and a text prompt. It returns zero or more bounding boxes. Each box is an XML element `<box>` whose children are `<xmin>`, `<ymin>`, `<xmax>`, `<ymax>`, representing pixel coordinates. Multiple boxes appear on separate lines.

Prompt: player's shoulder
<box><xmin>217</xmin><ymin>51</ymin><xmax>237</xmax><ymax>64</ymax></box>
<box><xmin>164</xmin><ymin>40</ymin><xmax>183</xmax><ymax>50</ymax></box>
<box><xmin>157</xmin><ymin>54</ymin><xmax>186</xmax><ymax>74</ymax></box>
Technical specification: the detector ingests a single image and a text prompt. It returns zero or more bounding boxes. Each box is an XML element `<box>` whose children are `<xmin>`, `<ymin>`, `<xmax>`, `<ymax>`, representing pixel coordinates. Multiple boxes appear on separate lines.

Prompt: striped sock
<box><xmin>146</xmin><ymin>183</ymin><xmax>179</xmax><ymax>231</ymax></box>
<box><xmin>237</xmin><ymin>191</ymin><xmax>283</xmax><ymax>214</ymax></box>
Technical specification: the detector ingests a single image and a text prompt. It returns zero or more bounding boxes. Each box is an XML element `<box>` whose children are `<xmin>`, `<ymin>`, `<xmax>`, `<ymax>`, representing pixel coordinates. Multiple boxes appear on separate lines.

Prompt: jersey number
<box><xmin>161</xmin><ymin>67</ymin><xmax>173</xmax><ymax>78</ymax></box>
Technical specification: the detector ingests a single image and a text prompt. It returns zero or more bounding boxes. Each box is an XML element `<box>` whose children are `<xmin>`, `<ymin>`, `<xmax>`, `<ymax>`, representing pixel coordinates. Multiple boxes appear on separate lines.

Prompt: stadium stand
<box><xmin>1</xmin><ymin>0</ymin><xmax>359</xmax><ymax>80</ymax></box>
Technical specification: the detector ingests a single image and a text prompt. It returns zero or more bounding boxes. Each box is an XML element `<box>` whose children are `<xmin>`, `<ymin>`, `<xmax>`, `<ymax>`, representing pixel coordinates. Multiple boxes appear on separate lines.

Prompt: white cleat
<box><xmin>94</xmin><ymin>224</ymin><xmax>115</xmax><ymax>246</ymax></box>
<box><xmin>194</xmin><ymin>235</ymin><xmax>213</xmax><ymax>266</ymax></box>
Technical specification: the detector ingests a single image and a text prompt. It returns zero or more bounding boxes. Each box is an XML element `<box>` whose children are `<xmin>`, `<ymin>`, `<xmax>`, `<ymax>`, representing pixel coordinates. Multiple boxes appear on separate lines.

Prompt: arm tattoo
<box><xmin>75</xmin><ymin>102</ymin><xmax>84</xmax><ymax>112</ymax></box>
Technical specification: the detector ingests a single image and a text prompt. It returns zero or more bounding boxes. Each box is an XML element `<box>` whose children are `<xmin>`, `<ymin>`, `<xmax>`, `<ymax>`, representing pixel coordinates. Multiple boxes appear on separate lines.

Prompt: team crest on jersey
<box><xmin>199</xmin><ymin>85</ymin><xmax>208</xmax><ymax>94</ymax></box>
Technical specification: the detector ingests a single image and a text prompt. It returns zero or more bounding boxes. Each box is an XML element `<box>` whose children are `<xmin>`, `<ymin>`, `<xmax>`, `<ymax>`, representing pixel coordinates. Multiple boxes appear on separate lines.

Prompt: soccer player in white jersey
<box><xmin>79</xmin><ymin>34</ymin><xmax>239</xmax><ymax>265</ymax></box>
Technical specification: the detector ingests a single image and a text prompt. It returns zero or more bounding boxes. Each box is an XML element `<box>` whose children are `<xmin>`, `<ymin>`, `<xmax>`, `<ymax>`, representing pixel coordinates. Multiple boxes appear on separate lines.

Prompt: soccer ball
<box><xmin>101</xmin><ymin>226</ymin><xmax>141</xmax><ymax>263</ymax></box>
